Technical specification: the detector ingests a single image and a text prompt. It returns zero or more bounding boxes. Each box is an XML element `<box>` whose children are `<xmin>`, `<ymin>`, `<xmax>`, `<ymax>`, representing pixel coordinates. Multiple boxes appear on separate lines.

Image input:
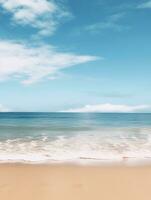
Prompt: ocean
<box><xmin>0</xmin><ymin>112</ymin><xmax>151</xmax><ymax>164</ymax></box>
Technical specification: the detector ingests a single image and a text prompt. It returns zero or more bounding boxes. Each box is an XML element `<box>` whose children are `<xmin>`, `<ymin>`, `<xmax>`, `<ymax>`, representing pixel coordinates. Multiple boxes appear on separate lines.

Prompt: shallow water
<box><xmin>0</xmin><ymin>112</ymin><xmax>151</xmax><ymax>164</ymax></box>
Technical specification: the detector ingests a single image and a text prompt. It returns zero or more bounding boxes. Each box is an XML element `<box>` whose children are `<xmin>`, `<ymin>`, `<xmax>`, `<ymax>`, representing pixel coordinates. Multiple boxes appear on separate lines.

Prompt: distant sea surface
<box><xmin>0</xmin><ymin>112</ymin><xmax>151</xmax><ymax>164</ymax></box>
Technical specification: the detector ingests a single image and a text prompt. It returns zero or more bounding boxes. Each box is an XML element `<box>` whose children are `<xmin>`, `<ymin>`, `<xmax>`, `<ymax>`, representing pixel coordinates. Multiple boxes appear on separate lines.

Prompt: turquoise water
<box><xmin>0</xmin><ymin>112</ymin><xmax>151</xmax><ymax>163</ymax></box>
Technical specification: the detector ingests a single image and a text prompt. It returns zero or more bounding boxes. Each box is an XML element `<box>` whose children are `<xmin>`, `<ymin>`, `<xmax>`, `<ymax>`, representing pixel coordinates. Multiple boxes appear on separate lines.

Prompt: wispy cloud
<box><xmin>86</xmin><ymin>91</ymin><xmax>134</xmax><ymax>99</ymax></box>
<box><xmin>0</xmin><ymin>0</ymin><xmax>71</xmax><ymax>36</ymax></box>
<box><xmin>0</xmin><ymin>104</ymin><xmax>10</xmax><ymax>112</ymax></box>
<box><xmin>85</xmin><ymin>13</ymin><xmax>129</xmax><ymax>33</ymax></box>
<box><xmin>137</xmin><ymin>1</ymin><xmax>151</xmax><ymax>9</ymax></box>
<box><xmin>62</xmin><ymin>103</ymin><xmax>150</xmax><ymax>113</ymax></box>
<box><xmin>0</xmin><ymin>40</ymin><xmax>99</xmax><ymax>84</ymax></box>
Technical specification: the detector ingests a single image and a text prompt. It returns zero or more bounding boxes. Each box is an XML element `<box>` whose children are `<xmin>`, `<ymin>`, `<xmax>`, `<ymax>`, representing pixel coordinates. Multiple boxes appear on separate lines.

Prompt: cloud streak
<box><xmin>85</xmin><ymin>13</ymin><xmax>129</xmax><ymax>33</ymax></box>
<box><xmin>0</xmin><ymin>0</ymin><xmax>71</xmax><ymax>36</ymax></box>
<box><xmin>0</xmin><ymin>40</ymin><xmax>99</xmax><ymax>84</ymax></box>
<box><xmin>63</xmin><ymin>103</ymin><xmax>150</xmax><ymax>113</ymax></box>
<box><xmin>137</xmin><ymin>1</ymin><xmax>151</xmax><ymax>9</ymax></box>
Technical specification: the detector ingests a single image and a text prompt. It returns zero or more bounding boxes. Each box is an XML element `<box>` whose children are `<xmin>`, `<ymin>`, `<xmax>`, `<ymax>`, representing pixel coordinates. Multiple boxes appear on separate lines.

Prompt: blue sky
<box><xmin>0</xmin><ymin>0</ymin><xmax>151</xmax><ymax>112</ymax></box>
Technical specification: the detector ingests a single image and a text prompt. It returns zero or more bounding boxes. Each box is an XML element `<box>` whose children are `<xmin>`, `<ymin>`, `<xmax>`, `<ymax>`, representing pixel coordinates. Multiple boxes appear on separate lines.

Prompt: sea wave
<box><xmin>0</xmin><ymin>128</ymin><xmax>151</xmax><ymax>164</ymax></box>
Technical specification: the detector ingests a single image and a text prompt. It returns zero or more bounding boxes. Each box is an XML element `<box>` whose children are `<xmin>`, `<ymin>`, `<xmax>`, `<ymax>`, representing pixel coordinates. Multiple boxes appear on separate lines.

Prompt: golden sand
<box><xmin>0</xmin><ymin>164</ymin><xmax>151</xmax><ymax>200</ymax></box>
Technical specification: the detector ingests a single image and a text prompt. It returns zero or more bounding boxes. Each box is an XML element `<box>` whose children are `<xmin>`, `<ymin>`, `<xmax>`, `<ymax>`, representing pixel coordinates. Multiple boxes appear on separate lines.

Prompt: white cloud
<box><xmin>0</xmin><ymin>104</ymin><xmax>10</xmax><ymax>112</ymax></box>
<box><xmin>0</xmin><ymin>0</ymin><xmax>71</xmax><ymax>36</ymax></box>
<box><xmin>137</xmin><ymin>1</ymin><xmax>151</xmax><ymax>9</ymax></box>
<box><xmin>63</xmin><ymin>103</ymin><xmax>150</xmax><ymax>113</ymax></box>
<box><xmin>0</xmin><ymin>40</ymin><xmax>99</xmax><ymax>84</ymax></box>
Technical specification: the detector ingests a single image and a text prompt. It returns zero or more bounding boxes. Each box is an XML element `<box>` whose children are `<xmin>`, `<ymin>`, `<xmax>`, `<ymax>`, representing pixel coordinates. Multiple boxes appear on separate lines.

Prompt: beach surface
<box><xmin>0</xmin><ymin>164</ymin><xmax>151</xmax><ymax>200</ymax></box>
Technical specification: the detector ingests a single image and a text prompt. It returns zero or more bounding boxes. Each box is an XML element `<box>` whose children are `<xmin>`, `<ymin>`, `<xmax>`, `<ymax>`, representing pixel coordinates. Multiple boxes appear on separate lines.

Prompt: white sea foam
<box><xmin>0</xmin><ymin>128</ymin><xmax>151</xmax><ymax>165</ymax></box>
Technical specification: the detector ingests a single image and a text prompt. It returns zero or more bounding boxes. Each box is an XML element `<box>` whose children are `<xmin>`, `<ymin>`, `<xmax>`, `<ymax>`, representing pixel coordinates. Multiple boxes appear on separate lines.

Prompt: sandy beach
<box><xmin>0</xmin><ymin>164</ymin><xmax>150</xmax><ymax>200</ymax></box>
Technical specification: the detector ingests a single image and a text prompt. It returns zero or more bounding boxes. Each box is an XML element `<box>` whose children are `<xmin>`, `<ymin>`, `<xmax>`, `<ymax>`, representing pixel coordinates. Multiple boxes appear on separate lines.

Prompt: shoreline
<box><xmin>0</xmin><ymin>157</ymin><xmax>151</xmax><ymax>166</ymax></box>
<box><xmin>0</xmin><ymin>163</ymin><xmax>151</xmax><ymax>200</ymax></box>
